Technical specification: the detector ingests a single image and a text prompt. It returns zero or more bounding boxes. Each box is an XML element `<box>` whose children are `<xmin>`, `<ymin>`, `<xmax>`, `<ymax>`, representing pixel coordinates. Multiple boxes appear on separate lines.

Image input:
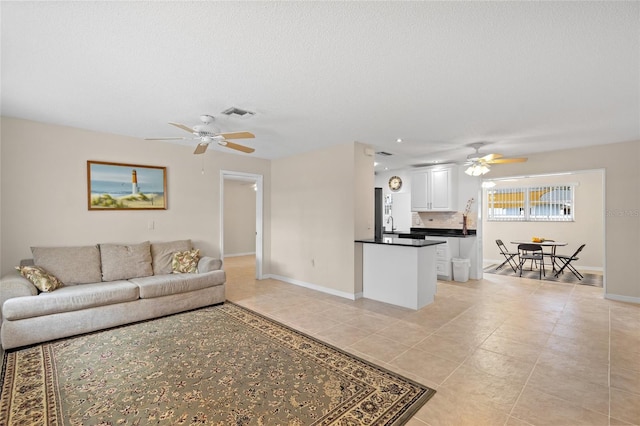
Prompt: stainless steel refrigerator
<box><xmin>374</xmin><ymin>187</ymin><xmax>383</xmax><ymax>240</ymax></box>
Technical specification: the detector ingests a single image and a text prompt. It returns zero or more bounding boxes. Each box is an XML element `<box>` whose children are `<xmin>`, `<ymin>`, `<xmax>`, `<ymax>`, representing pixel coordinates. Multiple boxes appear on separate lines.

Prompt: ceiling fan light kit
<box><xmin>145</xmin><ymin>113</ymin><xmax>256</xmax><ymax>155</ymax></box>
<box><xmin>465</xmin><ymin>163</ymin><xmax>491</xmax><ymax>176</ymax></box>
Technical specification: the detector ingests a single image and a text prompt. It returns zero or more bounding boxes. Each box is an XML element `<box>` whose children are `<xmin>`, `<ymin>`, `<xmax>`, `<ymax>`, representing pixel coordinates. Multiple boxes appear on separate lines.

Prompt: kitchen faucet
<box><xmin>386</xmin><ymin>216</ymin><xmax>396</xmax><ymax>231</ymax></box>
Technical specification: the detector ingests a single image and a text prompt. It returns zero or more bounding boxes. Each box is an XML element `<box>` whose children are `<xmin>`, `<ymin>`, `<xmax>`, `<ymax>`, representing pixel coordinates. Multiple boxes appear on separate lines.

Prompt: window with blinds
<box><xmin>486</xmin><ymin>185</ymin><xmax>575</xmax><ymax>222</ymax></box>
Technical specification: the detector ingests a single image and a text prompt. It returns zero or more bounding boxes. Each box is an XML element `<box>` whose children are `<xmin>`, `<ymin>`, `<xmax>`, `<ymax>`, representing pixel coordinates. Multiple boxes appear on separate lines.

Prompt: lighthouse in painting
<box><xmin>131</xmin><ymin>170</ymin><xmax>140</xmax><ymax>194</ymax></box>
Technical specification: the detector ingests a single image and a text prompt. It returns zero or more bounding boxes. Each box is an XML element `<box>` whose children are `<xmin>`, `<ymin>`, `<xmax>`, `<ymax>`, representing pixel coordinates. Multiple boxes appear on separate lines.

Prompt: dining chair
<box><xmin>496</xmin><ymin>239</ymin><xmax>519</xmax><ymax>273</ymax></box>
<box><xmin>517</xmin><ymin>243</ymin><xmax>545</xmax><ymax>279</ymax></box>
<box><xmin>540</xmin><ymin>239</ymin><xmax>556</xmax><ymax>268</ymax></box>
<box><xmin>553</xmin><ymin>244</ymin><xmax>586</xmax><ymax>279</ymax></box>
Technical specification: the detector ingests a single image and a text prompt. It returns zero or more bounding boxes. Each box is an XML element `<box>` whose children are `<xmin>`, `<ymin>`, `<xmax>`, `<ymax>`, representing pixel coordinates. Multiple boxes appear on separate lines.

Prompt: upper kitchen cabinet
<box><xmin>411</xmin><ymin>166</ymin><xmax>458</xmax><ymax>211</ymax></box>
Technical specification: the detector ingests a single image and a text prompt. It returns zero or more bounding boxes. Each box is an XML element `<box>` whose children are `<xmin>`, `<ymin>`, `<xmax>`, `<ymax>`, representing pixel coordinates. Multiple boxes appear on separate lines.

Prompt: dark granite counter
<box><xmin>355</xmin><ymin>238</ymin><xmax>446</xmax><ymax>247</ymax></box>
<box><xmin>398</xmin><ymin>227</ymin><xmax>477</xmax><ymax>239</ymax></box>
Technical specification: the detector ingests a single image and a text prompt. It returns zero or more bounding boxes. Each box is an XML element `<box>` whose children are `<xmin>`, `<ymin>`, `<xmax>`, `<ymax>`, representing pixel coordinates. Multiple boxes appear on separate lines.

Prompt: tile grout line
<box><xmin>227</xmin><ymin>256</ymin><xmax>621</xmax><ymax>425</ymax></box>
<box><xmin>503</xmin><ymin>281</ymin><xmax>569</xmax><ymax>424</ymax></box>
<box><xmin>506</xmin><ymin>283</ymin><xmax>613</xmax><ymax>424</ymax></box>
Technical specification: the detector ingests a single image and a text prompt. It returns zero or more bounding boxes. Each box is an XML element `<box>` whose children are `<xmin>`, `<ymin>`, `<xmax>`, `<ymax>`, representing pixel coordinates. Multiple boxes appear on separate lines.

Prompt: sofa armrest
<box><xmin>198</xmin><ymin>257</ymin><xmax>223</xmax><ymax>273</ymax></box>
<box><xmin>0</xmin><ymin>272</ymin><xmax>39</xmax><ymax>322</ymax></box>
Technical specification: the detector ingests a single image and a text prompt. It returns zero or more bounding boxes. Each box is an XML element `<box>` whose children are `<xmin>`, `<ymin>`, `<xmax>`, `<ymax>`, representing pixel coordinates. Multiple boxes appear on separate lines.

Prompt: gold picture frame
<box><xmin>87</xmin><ymin>161</ymin><xmax>167</xmax><ymax>210</ymax></box>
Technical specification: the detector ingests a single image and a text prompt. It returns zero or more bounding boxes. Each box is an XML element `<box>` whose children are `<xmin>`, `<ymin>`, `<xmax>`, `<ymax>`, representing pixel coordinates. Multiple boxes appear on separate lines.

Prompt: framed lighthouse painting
<box><xmin>87</xmin><ymin>161</ymin><xmax>167</xmax><ymax>210</ymax></box>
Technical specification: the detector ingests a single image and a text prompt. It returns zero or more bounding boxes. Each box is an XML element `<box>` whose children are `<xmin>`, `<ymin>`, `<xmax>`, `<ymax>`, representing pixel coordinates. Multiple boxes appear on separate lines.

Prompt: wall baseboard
<box><xmin>264</xmin><ymin>274</ymin><xmax>357</xmax><ymax>301</ymax></box>
<box><xmin>224</xmin><ymin>252</ymin><xmax>256</xmax><ymax>258</ymax></box>
<box><xmin>483</xmin><ymin>258</ymin><xmax>603</xmax><ymax>272</ymax></box>
<box><xmin>605</xmin><ymin>293</ymin><xmax>640</xmax><ymax>305</ymax></box>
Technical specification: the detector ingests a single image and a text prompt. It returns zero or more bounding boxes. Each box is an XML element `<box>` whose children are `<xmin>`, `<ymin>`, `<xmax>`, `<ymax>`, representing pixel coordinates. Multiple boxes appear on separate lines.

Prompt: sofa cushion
<box><xmin>2</xmin><ymin>281</ymin><xmax>139</xmax><ymax>321</ymax></box>
<box><xmin>100</xmin><ymin>241</ymin><xmax>153</xmax><ymax>282</ymax></box>
<box><xmin>172</xmin><ymin>249</ymin><xmax>200</xmax><ymax>274</ymax></box>
<box><xmin>130</xmin><ymin>270</ymin><xmax>225</xmax><ymax>299</ymax></box>
<box><xmin>150</xmin><ymin>240</ymin><xmax>192</xmax><ymax>275</ymax></box>
<box><xmin>32</xmin><ymin>245</ymin><xmax>102</xmax><ymax>285</ymax></box>
<box><xmin>15</xmin><ymin>265</ymin><xmax>63</xmax><ymax>292</ymax></box>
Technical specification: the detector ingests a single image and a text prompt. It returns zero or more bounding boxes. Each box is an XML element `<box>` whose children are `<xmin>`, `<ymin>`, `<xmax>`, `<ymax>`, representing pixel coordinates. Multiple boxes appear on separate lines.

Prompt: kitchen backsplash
<box><xmin>412</xmin><ymin>211</ymin><xmax>476</xmax><ymax>230</ymax></box>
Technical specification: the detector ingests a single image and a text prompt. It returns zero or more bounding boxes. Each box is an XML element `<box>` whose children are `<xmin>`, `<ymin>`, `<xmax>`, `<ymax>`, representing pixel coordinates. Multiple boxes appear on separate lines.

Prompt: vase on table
<box><xmin>462</xmin><ymin>215</ymin><xmax>468</xmax><ymax>235</ymax></box>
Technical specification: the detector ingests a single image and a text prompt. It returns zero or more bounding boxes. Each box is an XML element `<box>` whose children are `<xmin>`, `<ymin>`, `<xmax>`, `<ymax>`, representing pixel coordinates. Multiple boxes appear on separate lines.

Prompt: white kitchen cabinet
<box><xmin>411</xmin><ymin>166</ymin><xmax>457</xmax><ymax>211</ymax></box>
<box><xmin>425</xmin><ymin>236</ymin><xmax>460</xmax><ymax>280</ymax></box>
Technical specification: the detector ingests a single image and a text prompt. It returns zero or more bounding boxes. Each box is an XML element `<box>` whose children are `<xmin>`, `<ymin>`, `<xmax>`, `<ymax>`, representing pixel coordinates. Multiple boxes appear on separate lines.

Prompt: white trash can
<box><xmin>452</xmin><ymin>258</ymin><xmax>470</xmax><ymax>283</ymax></box>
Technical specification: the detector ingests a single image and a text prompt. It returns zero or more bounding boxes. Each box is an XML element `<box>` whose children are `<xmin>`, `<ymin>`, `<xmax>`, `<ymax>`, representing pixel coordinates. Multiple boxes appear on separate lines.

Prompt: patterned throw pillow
<box><xmin>16</xmin><ymin>265</ymin><xmax>64</xmax><ymax>292</ymax></box>
<box><xmin>171</xmin><ymin>249</ymin><xmax>200</xmax><ymax>274</ymax></box>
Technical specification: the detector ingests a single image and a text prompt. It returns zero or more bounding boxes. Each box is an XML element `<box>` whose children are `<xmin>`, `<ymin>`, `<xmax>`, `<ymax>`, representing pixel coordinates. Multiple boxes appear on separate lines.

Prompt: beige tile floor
<box><xmin>225</xmin><ymin>255</ymin><xmax>640</xmax><ymax>426</ymax></box>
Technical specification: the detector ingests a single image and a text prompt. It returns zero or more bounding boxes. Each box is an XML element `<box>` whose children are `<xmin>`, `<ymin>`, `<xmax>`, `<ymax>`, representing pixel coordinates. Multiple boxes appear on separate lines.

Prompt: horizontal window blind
<box><xmin>487</xmin><ymin>185</ymin><xmax>574</xmax><ymax>222</ymax></box>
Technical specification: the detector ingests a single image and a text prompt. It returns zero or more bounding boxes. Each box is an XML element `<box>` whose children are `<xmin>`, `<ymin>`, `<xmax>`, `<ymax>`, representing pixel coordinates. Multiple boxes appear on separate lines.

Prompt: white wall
<box><xmin>223</xmin><ymin>179</ymin><xmax>256</xmax><ymax>256</ymax></box>
<box><xmin>270</xmin><ymin>142</ymin><xmax>373</xmax><ymax>298</ymax></box>
<box><xmin>0</xmin><ymin>117</ymin><xmax>271</xmax><ymax>274</ymax></box>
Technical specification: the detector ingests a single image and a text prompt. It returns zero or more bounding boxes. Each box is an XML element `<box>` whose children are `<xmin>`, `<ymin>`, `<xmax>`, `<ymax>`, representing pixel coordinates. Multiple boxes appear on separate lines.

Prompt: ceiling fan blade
<box><xmin>488</xmin><ymin>157</ymin><xmax>528</xmax><ymax>164</ymax></box>
<box><xmin>219</xmin><ymin>131</ymin><xmax>255</xmax><ymax>139</ymax></box>
<box><xmin>193</xmin><ymin>143</ymin><xmax>209</xmax><ymax>155</ymax></box>
<box><xmin>169</xmin><ymin>122</ymin><xmax>196</xmax><ymax>134</ymax></box>
<box><xmin>144</xmin><ymin>137</ymin><xmax>187</xmax><ymax>141</ymax></box>
<box><xmin>481</xmin><ymin>153</ymin><xmax>503</xmax><ymax>162</ymax></box>
<box><xmin>219</xmin><ymin>140</ymin><xmax>255</xmax><ymax>153</ymax></box>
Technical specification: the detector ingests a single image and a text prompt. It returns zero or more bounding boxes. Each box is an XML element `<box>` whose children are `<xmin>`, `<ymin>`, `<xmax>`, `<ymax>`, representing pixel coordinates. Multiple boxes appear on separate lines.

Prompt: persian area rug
<box><xmin>483</xmin><ymin>264</ymin><xmax>603</xmax><ymax>287</ymax></box>
<box><xmin>0</xmin><ymin>302</ymin><xmax>435</xmax><ymax>425</ymax></box>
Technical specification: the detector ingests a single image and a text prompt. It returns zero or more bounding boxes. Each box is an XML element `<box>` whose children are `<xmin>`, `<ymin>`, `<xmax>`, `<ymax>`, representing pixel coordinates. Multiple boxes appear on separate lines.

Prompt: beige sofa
<box><xmin>0</xmin><ymin>240</ymin><xmax>226</xmax><ymax>350</ymax></box>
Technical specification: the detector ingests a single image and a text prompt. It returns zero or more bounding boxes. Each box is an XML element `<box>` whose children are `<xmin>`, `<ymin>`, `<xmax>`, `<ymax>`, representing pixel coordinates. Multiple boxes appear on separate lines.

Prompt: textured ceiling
<box><xmin>2</xmin><ymin>1</ymin><xmax>638</xmax><ymax>171</ymax></box>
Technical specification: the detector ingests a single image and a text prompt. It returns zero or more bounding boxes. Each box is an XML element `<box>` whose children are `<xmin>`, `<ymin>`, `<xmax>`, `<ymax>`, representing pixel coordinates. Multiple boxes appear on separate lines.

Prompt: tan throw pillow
<box><xmin>16</xmin><ymin>265</ymin><xmax>64</xmax><ymax>292</ymax></box>
<box><xmin>32</xmin><ymin>245</ymin><xmax>102</xmax><ymax>285</ymax></box>
<box><xmin>150</xmin><ymin>240</ymin><xmax>192</xmax><ymax>275</ymax></box>
<box><xmin>99</xmin><ymin>241</ymin><xmax>153</xmax><ymax>281</ymax></box>
<box><xmin>172</xmin><ymin>249</ymin><xmax>200</xmax><ymax>274</ymax></box>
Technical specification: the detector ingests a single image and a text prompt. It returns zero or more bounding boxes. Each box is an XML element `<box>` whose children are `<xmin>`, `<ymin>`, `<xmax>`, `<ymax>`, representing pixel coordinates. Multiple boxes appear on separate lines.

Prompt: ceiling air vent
<box><xmin>221</xmin><ymin>107</ymin><xmax>255</xmax><ymax>117</ymax></box>
<box><xmin>376</xmin><ymin>151</ymin><xmax>393</xmax><ymax>156</ymax></box>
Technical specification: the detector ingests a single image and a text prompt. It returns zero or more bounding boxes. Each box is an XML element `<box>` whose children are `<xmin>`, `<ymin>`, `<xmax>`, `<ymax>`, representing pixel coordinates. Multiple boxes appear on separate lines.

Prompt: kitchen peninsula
<box><xmin>355</xmin><ymin>237</ymin><xmax>445</xmax><ymax>310</ymax></box>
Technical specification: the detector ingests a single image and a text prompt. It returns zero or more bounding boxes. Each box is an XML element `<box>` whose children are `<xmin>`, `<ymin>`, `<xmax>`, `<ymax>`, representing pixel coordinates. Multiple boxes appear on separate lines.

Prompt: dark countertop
<box><xmin>355</xmin><ymin>238</ymin><xmax>446</xmax><ymax>247</ymax></box>
<box><xmin>400</xmin><ymin>227</ymin><xmax>477</xmax><ymax>238</ymax></box>
<box><xmin>382</xmin><ymin>228</ymin><xmax>476</xmax><ymax>238</ymax></box>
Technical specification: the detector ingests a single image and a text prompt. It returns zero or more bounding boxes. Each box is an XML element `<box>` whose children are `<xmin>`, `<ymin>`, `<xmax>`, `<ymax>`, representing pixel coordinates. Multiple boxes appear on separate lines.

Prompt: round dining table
<box><xmin>511</xmin><ymin>240</ymin><xmax>567</xmax><ymax>273</ymax></box>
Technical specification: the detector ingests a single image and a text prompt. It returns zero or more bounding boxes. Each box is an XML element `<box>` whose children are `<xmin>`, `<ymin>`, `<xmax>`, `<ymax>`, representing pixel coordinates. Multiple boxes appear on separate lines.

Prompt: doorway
<box><xmin>220</xmin><ymin>171</ymin><xmax>263</xmax><ymax>279</ymax></box>
<box><xmin>481</xmin><ymin>168</ymin><xmax>605</xmax><ymax>289</ymax></box>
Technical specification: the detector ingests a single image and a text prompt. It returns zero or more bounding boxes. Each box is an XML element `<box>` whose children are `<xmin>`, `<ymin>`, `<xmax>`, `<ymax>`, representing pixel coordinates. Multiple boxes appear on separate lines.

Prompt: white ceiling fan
<box><xmin>463</xmin><ymin>142</ymin><xmax>527</xmax><ymax>176</ymax></box>
<box><xmin>145</xmin><ymin>114</ymin><xmax>255</xmax><ymax>154</ymax></box>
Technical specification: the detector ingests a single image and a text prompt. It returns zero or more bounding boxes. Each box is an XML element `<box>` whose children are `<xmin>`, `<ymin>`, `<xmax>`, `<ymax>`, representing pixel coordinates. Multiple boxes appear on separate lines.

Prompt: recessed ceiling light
<box><xmin>374</xmin><ymin>162</ymin><xmax>379</xmax><ymax>167</ymax></box>
<box><xmin>384</xmin><ymin>167</ymin><xmax>389</xmax><ymax>170</ymax></box>
<box><xmin>396</xmin><ymin>138</ymin><xmax>403</xmax><ymax>143</ymax></box>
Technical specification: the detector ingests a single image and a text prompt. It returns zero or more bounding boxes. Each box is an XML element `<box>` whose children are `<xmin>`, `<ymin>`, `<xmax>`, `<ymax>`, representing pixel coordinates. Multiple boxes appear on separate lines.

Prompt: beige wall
<box><xmin>354</xmin><ymin>144</ymin><xmax>375</xmax><ymax>294</ymax></box>
<box><xmin>485</xmin><ymin>140</ymin><xmax>640</xmax><ymax>302</ymax></box>
<box><xmin>270</xmin><ymin>141</ymin><xmax>373</xmax><ymax>297</ymax></box>
<box><xmin>0</xmin><ymin>117</ymin><xmax>271</xmax><ymax>274</ymax></box>
<box><xmin>483</xmin><ymin>171</ymin><xmax>604</xmax><ymax>270</ymax></box>
<box><xmin>1</xmin><ymin>117</ymin><xmax>638</xmax><ymax>303</ymax></box>
<box><xmin>223</xmin><ymin>180</ymin><xmax>257</xmax><ymax>256</ymax></box>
